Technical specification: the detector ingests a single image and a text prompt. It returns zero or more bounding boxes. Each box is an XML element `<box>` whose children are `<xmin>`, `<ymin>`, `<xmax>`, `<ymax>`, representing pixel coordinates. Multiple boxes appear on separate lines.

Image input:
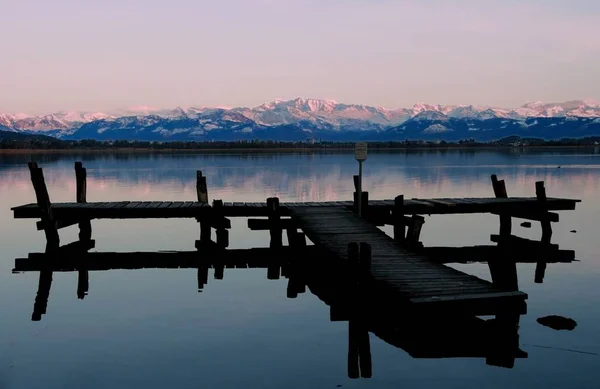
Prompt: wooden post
<box><xmin>267</xmin><ymin>197</ymin><xmax>282</xmax><ymax>247</ymax></box>
<box><xmin>491</xmin><ymin>174</ymin><xmax>511</xmax><ymax>236</ymax></box>
<box><xmin>214</xmin><ymin>264</ymin><xmax>225</xmax><ymax>280</ymax></box>
<box><xmin>267</xmin><ymin>263</ymin><xmax>281</xmax><ymax>280</ymax></box>
<box><xmin>406</xmin><ymin>215</ymin><xmax>425</xmax><ymax>248</ymax></box>
<box><xmin>77</xmin><ymin>269</ymin><xmax>89</xmax><ymax>299</ymax></box>
<box><xmin>357</xmin><ymin>321</ymin><xmax>372</xmax><ymax>378</ymax></box>
<box><xmin>28</xmin><ymin>162</ymin><xmax>60</xmax><ymax>251</ymax></box>
<box><xmin>487</xmin><ymin>313</ymin><xmax>521</xmax><ymax>368</ymax></box>
<box><xmin>393</xmin><ymin>195</ymin><xmax>406</xmax><ymax>243</ymax></box>
<box><xmin>353</xmin><ymin>175</ymin><xmax>359</xmax><ymax>213</ymax></box>
<box><xmin>213</xmin><ymin>200</ymin><xmax>229</xmax><ymax>248</ymax></box>
<box><xmin>488</xmin><ymin>258</ymin><xmax>519</xmax><ymax>291</ymax></box>
<box><xmin>196</xmin><ymin>171</ymin><xmax>208</xmax><ymax>203</ymax></box>
<box><xmin>197</xmin><ymin>171</ymin><xmax>211</xmax><ymax>245</ymax></box>
<box><xmin>75</xmin><ymin>162</ymin><xmax>92</xmax><ymax>241</ymax></box>
<box><xmin>360</xmin><ymin>191</ymin><xmax>369</xmax><ymax>219</ymax></box>
<box><xmin>536</xmin><ymin>181</ymin><xmax>552</xmax><ymax>243</ymax></box>
<box><xmin>535</xmin><ymin>181</ymin><xmax>551</xmax><ymax>284</ymax></box>
<box><xmin>32</xmin><ymin>270</ymin><xmax>53</xmax><ymax>321</ymax></box>
<box><xmin>534</xmin><ymin>262</ymin><xmax>547</xmax><ymax>284</ymax></box>
<box><xmin>348</xmin><ymin>320</ymin><xmax>360</xmax><ymax>379</ymax></box>
<box><xmin>267</xmin><ymin>197</ymin><xmax>282</xmax><ymax>280</ymax></box>
<box><xmin>197</xmin><ymin>265</ymin><xmax>209</xmax><ymax>292</ymax></box>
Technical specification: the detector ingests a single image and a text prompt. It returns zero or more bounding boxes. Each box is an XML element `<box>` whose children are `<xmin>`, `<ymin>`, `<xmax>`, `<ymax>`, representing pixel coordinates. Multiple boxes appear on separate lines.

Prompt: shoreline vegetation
<box><xmin>1</xmin><ymin>136</ymin><xmax>600</xmax><ymax>153</ymax></box>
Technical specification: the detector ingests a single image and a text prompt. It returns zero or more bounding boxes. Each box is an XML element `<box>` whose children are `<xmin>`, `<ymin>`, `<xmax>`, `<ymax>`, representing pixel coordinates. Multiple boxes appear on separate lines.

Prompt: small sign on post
<box><xmin>355</xmin><ymin>142</ymin><xmax>368</xmax><ymax>162</ymax></box>
<box><xmin>354</xmin><ymin>142</ymin><xmax>368</xmax><ymax>217</ymax></box>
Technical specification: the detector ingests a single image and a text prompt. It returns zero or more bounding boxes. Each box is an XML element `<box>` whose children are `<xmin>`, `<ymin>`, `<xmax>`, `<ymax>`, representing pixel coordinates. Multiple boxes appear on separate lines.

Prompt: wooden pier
<box><xmin>12</xmin><ymin>161</ymin><xmax>581</xmax><ymax>320</ymax></box>
<box><xmin>289</xmin><ymin>206</ymin><xmax>527</xmax><ymax>316</ymax></box>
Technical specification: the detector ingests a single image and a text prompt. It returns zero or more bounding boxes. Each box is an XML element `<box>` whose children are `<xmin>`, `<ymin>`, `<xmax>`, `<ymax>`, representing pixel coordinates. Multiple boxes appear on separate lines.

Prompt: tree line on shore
<box><xmin>1</xmin><ymin>135</ymin><xmax>600</xmax><ymax>150</ymax></box>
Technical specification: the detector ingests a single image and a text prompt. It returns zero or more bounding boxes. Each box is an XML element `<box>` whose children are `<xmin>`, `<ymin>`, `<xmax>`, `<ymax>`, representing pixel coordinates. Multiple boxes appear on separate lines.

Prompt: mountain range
<box><xmin>1</xmin><ymin>98</ymin><xmax>600</xmax><ymax>142</ymax></box>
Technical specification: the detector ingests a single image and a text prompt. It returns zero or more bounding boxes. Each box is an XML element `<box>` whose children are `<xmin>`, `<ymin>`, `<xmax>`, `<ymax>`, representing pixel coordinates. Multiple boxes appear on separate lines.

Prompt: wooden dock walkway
<box><xmin>289</xmin><ymin>207</ymin><xmax>527</xmax><ymax>316</ymax></box>
<box><xmin>12</xmin><ymin>197</ymin><xmax>578</xmax><ymax>219</ymax></box>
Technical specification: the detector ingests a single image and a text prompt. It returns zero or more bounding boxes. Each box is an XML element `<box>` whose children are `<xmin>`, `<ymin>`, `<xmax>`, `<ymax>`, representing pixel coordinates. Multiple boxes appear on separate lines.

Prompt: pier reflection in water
<box><xmin>15</xmin><ymin>236</ymin><xmax>576</xmax><ymax>379</ymax></box>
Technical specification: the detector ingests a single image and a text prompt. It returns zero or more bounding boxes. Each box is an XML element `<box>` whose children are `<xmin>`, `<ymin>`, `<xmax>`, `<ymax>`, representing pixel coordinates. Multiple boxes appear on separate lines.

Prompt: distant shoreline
<box><xmin>0</xmin><ymin>145</ymin><xmax>597</xmax><ymax>154</ymax></box>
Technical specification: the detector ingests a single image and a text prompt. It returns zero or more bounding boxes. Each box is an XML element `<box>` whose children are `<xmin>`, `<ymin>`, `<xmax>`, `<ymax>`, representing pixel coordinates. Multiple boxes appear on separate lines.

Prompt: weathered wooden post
<box><xmin>214</xmin><ymin>264</ymin><xmax>225</xmax><ymax>280</ymax></box>
<box><xmin>535</xmin><ymin>181</ymin><xmax>551</xmax><ymax>283</ymax></box>
<box><xmin>393</xmin><ymin>195</ymin><xmax>406</xmax><ymax>243</ymax></box>
<box><xmin>348</xmin><ymin>319</ymin><xmax>360</xmax><ymax>379</ymax></box>
<box><xmin>361</xmin><ymin>191</ymin><xmax>369</xmax><ymax>219</ymax></box>
<box><xmin>353</xmin><ymin>175</ymin><xmax>360</xmax><ymax>214</ymax></box>
<box><xmin>196</xmin><ymin>171</ymin><xmax>208</xmax><ymax>203</ymax></box>
<box><xmin>354</xmin><ymin>142</ymin><xmax>368</xmax><ymax>217</ymax></box>
<box><xmin>267</xmin><ymin>262</ymin><xmax>281</xmax><ymax>280</ymax></box>
<box><xmin>285</xmin><ymin>231</ymin><xmax>307</xmax><ymax>297</ymax></box>
<box><xmin>32</xmin><ymin>270</ymin><xmax>53</xmax><ymax>321</ymax></box>
<box><xmin>196</xmin><ymin>171</ymin><xmax>211</xmax><ymax>245</ymax></box>
<box><xmin>267</xmin><ymin>197</ymin><xmax>282</xmax><ymax>280</ymax></box>
<box><xmin>267</xmin><ymin>197</ymin><xmax>282</xmax><ymax>247</ymax></box>
<box><xmin>213</xmin><ymin>200</ymin><xmax>229</xmax><ymax>249</ymax></box>
<box><xmin>488</xmin><ymin>175</ymin><xmax>518</xmax><ymax>290</ymax></box>
<box><xmin>357</xmin><ymin>321</ymin><xmax>372</xmax><ymax>378</ymax></box>
<box><xmin>536</xmin><ymin>181</ymin><xmax>552</xmax><ymax>243</ymax></box>
<box><xmin>77</xmin><ymin>269</ymin><xmax>89</xmax><ymax>299</ymax></box>
<box><xmin>75</xmin><ymin>162</ymin><xmax>92</xmax><ymax>242</ymax></box>
<box><xmin>352</xmin><ymin>177</ymin><xmax>369</xmax><ymax>218</ymax></box>
<box><xmin>347</xmin><ymin>243</ymin><xmax>361</xmax><ymax>379</ymax></box>
<box><xmin>491</xmin><ymin>174</ymin><xmax>511</xmax><ymax>236</ymax></box>
<box><xmin>405</xmin><ymin>215</ymin><xmax>425</xmax><ymax>248</ymax></box>
<box><xmin>28</xmin><ymin>162</ymin><xmax>60</xmax><ymax>251</ymax></box>
<box><xmin>347</xmin><ymin>242</ymin><xmax>372</xmax><ymax>379</ymax></box>
<box><xmin>197</xmin><ymin>265</ymin><xmax>209</xmax><ymax>292</ymax></box>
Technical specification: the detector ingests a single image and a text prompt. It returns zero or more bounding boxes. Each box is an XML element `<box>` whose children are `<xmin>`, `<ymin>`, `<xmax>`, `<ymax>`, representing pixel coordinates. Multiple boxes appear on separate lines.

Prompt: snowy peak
<box><xmin>1</xmin><ymin>98</ymin><xmax>599</xmax><ymax>136</ymax></box>
<box><xmin>410</xmin><ymin>110</ymin><xmax>449</xmax><ymax>121</ymax></box>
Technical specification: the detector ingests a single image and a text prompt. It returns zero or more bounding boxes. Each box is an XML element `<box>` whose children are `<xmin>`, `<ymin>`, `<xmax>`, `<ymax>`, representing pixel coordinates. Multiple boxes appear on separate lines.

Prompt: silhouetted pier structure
<box><xmin>12</xmin><ymin>161</ymin><xmax>580</xmax><ymax>325</ymax></box>
<box><xmin>16</xmin><ymin>241</ymin><xmax>552</xmax><ymax>373</ymax></box>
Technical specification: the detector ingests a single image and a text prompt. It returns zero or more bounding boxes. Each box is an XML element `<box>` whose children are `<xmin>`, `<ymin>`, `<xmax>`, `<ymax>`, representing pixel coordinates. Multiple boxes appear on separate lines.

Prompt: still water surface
<box><xmin>1</xmin><ymin>149</ymin><xmax>599</xmax><ymax>388</ymax></box>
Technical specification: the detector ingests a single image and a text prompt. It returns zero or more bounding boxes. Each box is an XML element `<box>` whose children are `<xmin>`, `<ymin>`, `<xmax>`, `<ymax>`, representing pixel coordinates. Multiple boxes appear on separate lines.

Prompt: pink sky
<box><xmin>1</xmin><ymin>0</ymin><xmax>599</xmax><ymax>114</ymax></box>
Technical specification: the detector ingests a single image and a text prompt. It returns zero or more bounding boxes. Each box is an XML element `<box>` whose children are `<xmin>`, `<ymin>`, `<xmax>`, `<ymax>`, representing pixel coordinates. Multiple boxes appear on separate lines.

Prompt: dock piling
<box><xmin>267</xmin><ymin>197</ymin><xmax>282</xmax><ymax>247</ymax></box>
<box><xmin>75</xmin><ymin>162</ymin><xmax>92</xmax><ymax>242</ymax></box>
<box><xmin>28</xmin><ymin>162</ymin><xmax>60</xmax><ymax>251</ymax></box>
<box><xmin>196</xmin><ymin>171</ymin><xmax>208</xmax><ymax>203</ymax></box>
<box><xmin>393</xmin><ymin>195</ymin><xmax>406</xmax><ymax>243</ymax></box>
<box><xmin>406</xmin><ymin>215</ymin><xmax>425</xmax><ymax>248</ymax></box>
<box><xmin>491</xmin><ymin>175</ymin><xmax>511</xmax><ymax>236</ymax></box>
<box><xmin>197</xmin><ymin>171</ymin><xmax>212</xmax><ymax>246</ymax></box>
<box><xmin>213</xmin><ymin>200</ymin><xmax>229</xmax><ymax>248</ymax></box>
<box><xmin>535</xmin><ymin>181</ymin><xmax>551</xmax><ymax>283</ymax></box>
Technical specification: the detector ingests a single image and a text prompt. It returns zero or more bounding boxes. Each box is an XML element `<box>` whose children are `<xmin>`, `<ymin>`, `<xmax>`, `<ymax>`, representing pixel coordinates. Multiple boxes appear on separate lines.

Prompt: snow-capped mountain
<box><xmin>2</xmin><ymin>98</ymin><xmax>600</xmax><ymax>141</ymax></box>
<box><xmin>231</xmin><ymin>98</ymin><xmax>410</xmax><ymax>128</ymax></box>
<box><xmin>0</xmin><ymin>111</ymin><xmax>111</xmax><ymax>132</ymax></box>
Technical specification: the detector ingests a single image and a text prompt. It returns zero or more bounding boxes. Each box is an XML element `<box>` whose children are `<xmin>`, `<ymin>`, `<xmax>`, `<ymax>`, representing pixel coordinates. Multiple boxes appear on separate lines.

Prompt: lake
<box><xmin>1</xmin><ymin>149</ymin><xmax>599</xmax><ymax>388</ymax></box>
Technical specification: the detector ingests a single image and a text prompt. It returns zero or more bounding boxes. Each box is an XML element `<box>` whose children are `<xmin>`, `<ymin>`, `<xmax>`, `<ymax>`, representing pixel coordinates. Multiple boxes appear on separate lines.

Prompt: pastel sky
<box><xmin>1</xmin><ymin>0</ymin><xmax>599</xmax><ymax>114</ymax></box>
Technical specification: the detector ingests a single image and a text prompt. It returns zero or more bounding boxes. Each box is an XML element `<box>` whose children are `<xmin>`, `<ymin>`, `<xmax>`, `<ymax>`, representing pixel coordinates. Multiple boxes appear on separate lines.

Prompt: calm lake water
<box><xmin>1</xmin><ymin>149</ymin><xmax>599</xmax><ymax>388</ymax></box>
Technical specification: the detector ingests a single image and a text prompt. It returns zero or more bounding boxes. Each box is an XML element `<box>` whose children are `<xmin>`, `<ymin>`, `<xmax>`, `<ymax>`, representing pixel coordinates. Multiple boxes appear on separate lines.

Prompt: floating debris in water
<box><xmin>537</xmin><ymin>315</ymin><xmax>577</xmax><ymax>331</ymax></box>
<box><xmin>521</xmin><ymin>222</ymin><xmax>532</xmax><ymax>228</ymax></box>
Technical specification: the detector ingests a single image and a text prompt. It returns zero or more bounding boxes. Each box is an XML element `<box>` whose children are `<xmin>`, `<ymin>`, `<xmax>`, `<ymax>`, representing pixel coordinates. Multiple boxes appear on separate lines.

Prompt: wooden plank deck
<box><xmin>11</xmin><ymin>197</ymin><xmax>579</xmax><ymax>219</ymax></box>
<box><xmin>288</xmin><ymin>207</ymin><xmax>528</xmax><ymax>315</ymax></box>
